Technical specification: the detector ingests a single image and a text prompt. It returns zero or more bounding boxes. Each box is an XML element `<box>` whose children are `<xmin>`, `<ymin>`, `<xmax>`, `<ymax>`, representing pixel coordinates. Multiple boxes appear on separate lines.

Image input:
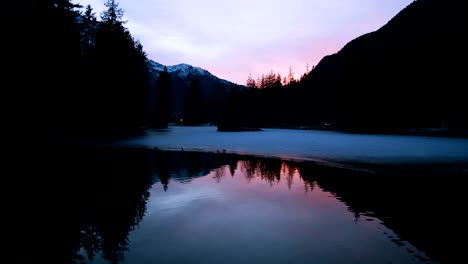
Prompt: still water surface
<box><xmin>62</xmin><ymin>147</ymin><xmax>464</xmax><ymax>264</ymax></box>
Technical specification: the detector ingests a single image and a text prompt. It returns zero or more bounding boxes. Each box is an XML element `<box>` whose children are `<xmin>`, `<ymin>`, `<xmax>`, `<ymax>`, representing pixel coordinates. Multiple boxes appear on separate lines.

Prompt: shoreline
<box><xmin>57</xmin><ymin>140</ymin><xmax>468</xmax><ymax>176</ymax></box>
<box><xmin>268</xmin><ymin>126</ymin><xmax>468</xmax><ymax>139</ymax></box>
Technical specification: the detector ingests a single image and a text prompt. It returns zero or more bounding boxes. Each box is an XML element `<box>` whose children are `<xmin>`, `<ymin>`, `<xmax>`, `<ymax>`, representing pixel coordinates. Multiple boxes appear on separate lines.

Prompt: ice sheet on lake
<box><xmin>116</xmin><ymin>126</ymin><xmax>468</xmax><ymax>165</ymax></box>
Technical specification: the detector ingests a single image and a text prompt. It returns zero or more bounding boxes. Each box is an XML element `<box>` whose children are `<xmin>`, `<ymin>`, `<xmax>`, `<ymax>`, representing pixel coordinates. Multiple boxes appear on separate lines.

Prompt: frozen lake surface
<box><xmin>115</xmin><ymin>126</ymin><xmax>468</xmax><ymax>166</ymax></box>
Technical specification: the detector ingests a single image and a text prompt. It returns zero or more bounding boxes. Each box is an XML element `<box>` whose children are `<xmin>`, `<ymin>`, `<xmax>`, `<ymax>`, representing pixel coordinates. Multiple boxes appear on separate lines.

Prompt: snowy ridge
<box><xmin>146</xmin><ymin>59</ymin><xmax>244</xmax><ymax>114</ymax></box>
<box><xmin>147</xmin><ymin>59</ymin><xmax>231</xmax><ymax>84</ymax></box>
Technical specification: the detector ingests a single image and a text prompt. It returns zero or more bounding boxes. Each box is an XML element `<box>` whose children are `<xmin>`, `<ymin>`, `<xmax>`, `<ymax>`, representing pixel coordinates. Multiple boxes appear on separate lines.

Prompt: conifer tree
<box><xmin>152</xmin><ymin>67</ymin><xmax>172</xmax><ymax>128</ymax></box>
<box><xmin>184</xmin><ymin>79</ymin><xmax>203</xmax><ymax>125</ymax></box>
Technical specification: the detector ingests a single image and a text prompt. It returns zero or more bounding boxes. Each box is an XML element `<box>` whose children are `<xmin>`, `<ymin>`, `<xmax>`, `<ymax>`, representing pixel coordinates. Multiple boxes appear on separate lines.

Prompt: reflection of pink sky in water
<box><xmin>137</xmin><ymin>161</ymin><xmax>434</xmax><ymax>264</ymax></box>
<box><xmin>204</xmin><ymin>161</ymin><xmax>364</xmax><ymax>212</ymax></box>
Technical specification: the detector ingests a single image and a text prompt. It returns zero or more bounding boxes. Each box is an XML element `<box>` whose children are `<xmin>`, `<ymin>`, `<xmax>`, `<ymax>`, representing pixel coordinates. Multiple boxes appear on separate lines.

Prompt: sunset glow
<box><xmin>77</xmin><ymin>0</ymin><xmax>413</xmax><ymax>84</ymax></box>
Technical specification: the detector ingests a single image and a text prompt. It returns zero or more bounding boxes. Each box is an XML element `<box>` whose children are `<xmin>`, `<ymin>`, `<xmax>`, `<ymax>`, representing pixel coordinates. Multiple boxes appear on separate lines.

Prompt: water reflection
<box><xmin>53</xmin><ymin>147</ymin><xmax>154</xmax><ymax>264</ymax></box>
<box><xmin>51</xmin><ymin>147</ymin><xmax>466</xmax><ymax>264</ymax></box>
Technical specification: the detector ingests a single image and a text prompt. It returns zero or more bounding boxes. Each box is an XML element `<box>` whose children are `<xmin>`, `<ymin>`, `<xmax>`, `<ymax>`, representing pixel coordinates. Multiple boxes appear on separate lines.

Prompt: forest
<box><xmin>11</xmin><ymin>0</ymin><xmax>163</xmax><ymax>140</ymax></box>
<box><xmin>218</xmin><ymin>0</ymin><xmax>467</xmax><ymax>134</ymax></box>
<box><xmin>9</xmin><ymin>0</ymin><xmax>467</xmax><ymax>139</ymax></box>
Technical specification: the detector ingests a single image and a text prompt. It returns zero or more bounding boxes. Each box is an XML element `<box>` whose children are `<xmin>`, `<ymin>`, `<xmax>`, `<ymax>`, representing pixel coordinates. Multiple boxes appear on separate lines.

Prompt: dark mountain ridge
<box><xmin>300</xmin><ymin>0</ymin><xmax>467</xmax><ymax>131</ymax></box>
<box><xmin>147</xmin><ymin>60</ymin><xmax>245</xmax><ymax>124</ymax></box>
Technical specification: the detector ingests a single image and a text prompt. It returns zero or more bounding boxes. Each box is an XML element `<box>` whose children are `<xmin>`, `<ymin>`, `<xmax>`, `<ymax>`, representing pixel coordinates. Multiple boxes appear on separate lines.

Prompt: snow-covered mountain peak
<box><xmin>169</xmin><ymin>63</ymin><xmax>211</xmax><ymax>77</ymax></box>
<box><xmin>147</xmin><ymin>60</ymin><xmax>212</xmax><ymax>79</ymax></box>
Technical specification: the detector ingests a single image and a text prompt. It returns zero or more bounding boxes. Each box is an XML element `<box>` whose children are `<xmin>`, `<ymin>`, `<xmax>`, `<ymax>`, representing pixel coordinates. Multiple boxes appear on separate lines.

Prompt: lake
<box><xmin>50</xmin><ymin>145</ymin><xmax>466</xmax><ymax>264</ymax></box>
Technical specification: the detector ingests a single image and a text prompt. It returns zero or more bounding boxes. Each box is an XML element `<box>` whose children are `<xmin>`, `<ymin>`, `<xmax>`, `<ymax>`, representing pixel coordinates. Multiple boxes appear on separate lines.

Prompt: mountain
<box><xmin>300</xmin><ymin>0</ymin><xmax>467</xmax><ymax>131</ymax></box>
<box><xmin>147</xmin><ymin>60</ymin><xmax>244</xmax><ymax>124</ymax></box>
<box><xmin>148</xmin><ymin>60</ymin><xmax>223</xmax><ymax>80</ymax></box>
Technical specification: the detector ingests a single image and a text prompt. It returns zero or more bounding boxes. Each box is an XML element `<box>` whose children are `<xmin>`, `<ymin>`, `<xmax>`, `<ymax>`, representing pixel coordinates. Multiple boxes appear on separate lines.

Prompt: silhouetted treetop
<box><xmin>101</xmin><ymin>0</ymin><xmax>125</xmax><ymax>26</ymax></box>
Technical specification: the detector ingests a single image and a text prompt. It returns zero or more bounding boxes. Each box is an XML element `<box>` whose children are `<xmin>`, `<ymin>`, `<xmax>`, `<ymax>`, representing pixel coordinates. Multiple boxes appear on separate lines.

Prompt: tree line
<box><xmin>10</xmin><ymin>0</ymin><xmax>180</xmax><ymax>139</ymax></box>
<box><xmin>11</xmin><ymin>0</ymin><xmax>465</xmax><ymax>136</ymax></box>
<box><xmin>218</xmin><ymin>65</ymin><xmax>312</xmax><ymax>131</ymax></box>
<box><xmin>245</xmin><ymin>64</ymin><xmax>313</xmax><ymax>89</ymax></box>
<box><xmin>218</xmin><ymin>0</ymin><xmax>467</xmax><ymax>134</ymax></box>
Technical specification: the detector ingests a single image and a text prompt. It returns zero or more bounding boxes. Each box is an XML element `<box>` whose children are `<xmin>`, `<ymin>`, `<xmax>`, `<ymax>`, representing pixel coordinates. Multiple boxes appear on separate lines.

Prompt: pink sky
<box><xmin>77</xmin><ymin>0</ymin><xmax>413</xmax><ymax>84</ymax></box>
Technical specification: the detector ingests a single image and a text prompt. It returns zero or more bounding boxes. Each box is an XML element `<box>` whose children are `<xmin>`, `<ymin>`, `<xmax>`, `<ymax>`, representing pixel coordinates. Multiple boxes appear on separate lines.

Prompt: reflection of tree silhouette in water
<box><xmin>66</xmin><ymin>147</ymin><xmax>154</xmax><ymax>264</ymax></box>
<box><xmin>153</xmin><ymin>152</ymin><xmax>308</xmax><ymax>191</ymax></box>
<box><xmin>238</xmin><ymin>159</ymin><xmax>299</xmax><ymax>187</ymax></box>
<box><xmin>154</xmin><ymin>151</ymin><xmax>171</xmax><ymax>191</ymax></box>
<box><xmin>227</xmin><ymin>159</ymin><xmax>237</xmax><ymax>177</ymax></box>
<box><xmin>257</xmin><ymin>159</ymin><xmax>282</xmax><ymax>185</ymax></box>
<box><xmin>181</xmin><ymin>155</ymin><xmax>308</xmax><ymax>191</ymax></box>
<box><xmin>62</xmin><ymin>149</ymin><xmax>463</xmax><ymax>264</ymax></box>
<box><xmin>159</xmin><ymin>152</ymin><xmax>464</xmax><ymax>263</ymax></box>
<box><xmin>65</xmin><ymin>151</ymin><xmax>307</xmax><ymax>264</ymax></box>
<box><xmin>213</xmin><ymin>165</ymin><xmax>229</xmax><ymax>183</ymax></box>
<box><xmin>297</xmin><ymin>161</ymin><xmax>468</xmax><ymax>264</ymax></box>
<box><xmin>152</xmin><ymin>151</ymin><xmax>240</xmax><ymax>190</ymax></box>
